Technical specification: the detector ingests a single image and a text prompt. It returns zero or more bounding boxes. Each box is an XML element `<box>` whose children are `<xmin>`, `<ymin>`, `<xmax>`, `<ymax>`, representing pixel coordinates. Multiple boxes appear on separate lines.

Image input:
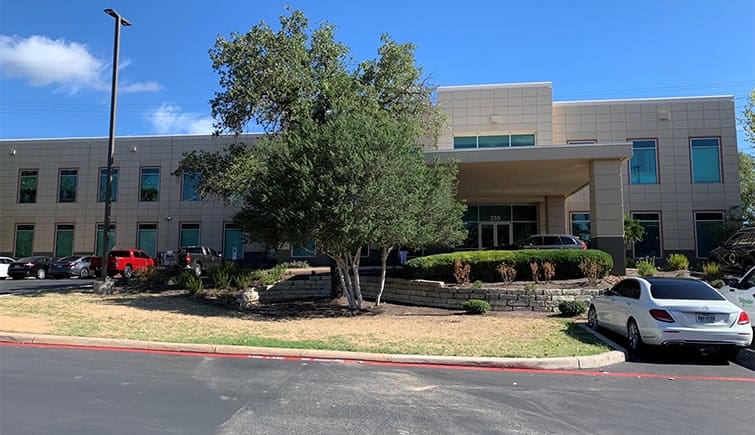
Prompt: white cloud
<box><xmin>0</xmin><ymin>34</ymin><xmax>160</xmax><ymax>94</ymax></box>
<box><xmin>121</xmin><ymin>81</ymin><xmax>163</xmax><ymax>93</ymax></box>
<box><xmin>149</xmin><ymin>103</ymin><xmax>214</xmax><ymax>135</ymax></box>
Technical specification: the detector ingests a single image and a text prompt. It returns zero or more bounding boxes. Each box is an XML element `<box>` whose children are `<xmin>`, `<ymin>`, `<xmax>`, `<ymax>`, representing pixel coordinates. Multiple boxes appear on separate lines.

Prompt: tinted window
<box><xmin>110</xmin><ymin>251</ymin><xmax>131</xmax><ymax>258</ymax></box>
<box><xmin>649</xmin><ymin>279</ymin><xmax>725</xmax><ymax>300</ymax></box>
<box><xmin>542</xmin><ymin>236</ymin><xmax>561</xmax><ymax>246</ymax></box>
<box><xmin>182</xmin><ymin>247</ymin><xmax>203</xmax><ymax>254</ymax></box>
<box><xmin>560</xmin><ymin>236</ymin><xmax>578</xmax><ymax>245</ymax></box>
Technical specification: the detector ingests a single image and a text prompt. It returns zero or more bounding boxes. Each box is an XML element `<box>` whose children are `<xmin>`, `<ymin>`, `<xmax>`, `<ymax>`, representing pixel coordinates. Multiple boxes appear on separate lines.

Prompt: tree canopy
<box><xmin>177</xmin><ymin>9</ymin><xmax>466</xmax><ymax>309</ymax></box>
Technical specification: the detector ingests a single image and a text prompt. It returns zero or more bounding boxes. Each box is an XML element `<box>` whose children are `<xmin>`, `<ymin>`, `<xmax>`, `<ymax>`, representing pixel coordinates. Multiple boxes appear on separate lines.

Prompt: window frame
<box><xmin>693</xmin><ymin>210</ymin><xmax>725</xmax><ymax>259</ymax></box>
<box><xmin>291</xmin><ymin>240</ymin><xmax>317</xmax><ymax>258</ymax></box>
<box><xmin>627</xmin><ymin>138</ymin><xmax>659</xmax><ymax>185</ymax></box>
<box><xmin>631</xmin><ymin>211</ymin><xmax>663</xmax><ymax>259</ymax></box>
<box><xmin>57</xmin><ymin>168</ymin><xmax>78</xmax><ymax>203</ymax></box>
<box><xmin>179</xmin><ymin>222</ymin><xmax>201</xmax><ymax>247</ymax></box>
<box><xmin>566</xmin><ymin>139</ymin><xmax>597</xmax><ymax>145</ymax></box>
<box><xmin>14</xmin><ymin>224</ymin><xmax>35</xmax><ymax>258</ymax></box>
<box><xmin>139</xmin><ymin>166</ymin><xmax>161</xmax><ymax>202</ymax></box>
<box><xmin>98</xmin><ymin>167</ymin><xmax>119</xmax><ymax>203</ymax></box>
<box><xmin>570</xmin><ymin>212</ymin><xmax>591</xmax><ymax>242</ymax></box>
<box><xmin>181</xmin><ymin>170</ymin><xmax>201</xmax><ymax>201</ymax></box>
<box><xmin>18</xmin><ymin>169</ymin><xmax>39</xmax><ymax>204</ymax></box>
<box><xmin>54</xmin><ymin>223</ymin><xmax>76</xmax><ymax>257</ymax></box>
<box><xmin>95</xmin><ymin>223</ymin><xmax>117</xmax><ymax>256</ymax></box>
<box><xmin>453</xmin><ymin>133</ymin><xmax>536</xmax><ymax>149</ymax></box>
<box><xmin>689</xmin><ymin>137</ymin><xmax>722</xmax><ymax>184</ymax></box>
<box><xmin>137</xmin><ymin>222</ymin><xmax>159</xmax><ymax>259</ymax></box>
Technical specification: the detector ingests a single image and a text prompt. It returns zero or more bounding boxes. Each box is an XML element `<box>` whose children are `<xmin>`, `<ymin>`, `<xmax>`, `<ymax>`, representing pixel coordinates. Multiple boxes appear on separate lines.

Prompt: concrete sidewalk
<box><xmin>0</xmin><ymin>325</ymin><xmax>627</xmax><ymax>370</ymax></box>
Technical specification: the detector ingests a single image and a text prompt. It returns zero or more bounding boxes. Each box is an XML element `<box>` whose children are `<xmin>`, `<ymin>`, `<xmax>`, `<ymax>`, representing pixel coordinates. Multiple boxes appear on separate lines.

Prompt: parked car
<box><xmin>513</xmin><ymin>234</ymin><xmax>587</xmax><ymax>250</ymax></box>
<box><xmin>49</xmin><ymin>256</ymin><xmax>95</xmax><ymax>279</ymax></box>
<box><xmin>0</xmin><ymin>256</ymin><xmax>15</xmax><ymax>279</ymax></box>
<box><xmin>709</xmin><ymin>227</ymin><xmax>755</xmax><ymax>273</ymax></box>
<box><xmin>8</xmin><ymin>256</ymin><xmax>53</xmax><ymax>280</ymax></box>
<box><xmin>587</xmin><ymin>277</ymin><xmax>752</xmax><ymax>357</ymax></box>
<box><xmin>720</xmin><ymin>266</ymin><xmax>755</xmax><ymax>324</ymax></box>
<box><xmin>178</xmin><ymin>246</ymin><xmax>223</xmax><ymax>277</ymax></box>
<box><xmin>106</xmin><ymin>249</ymin><xmax>155</xmax><ymax>279</ymax></box>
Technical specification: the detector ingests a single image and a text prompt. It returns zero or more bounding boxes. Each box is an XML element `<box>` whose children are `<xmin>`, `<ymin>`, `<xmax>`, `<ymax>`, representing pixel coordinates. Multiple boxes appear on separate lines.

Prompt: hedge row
<box><xmin>402</xmin><ymin>249</ymin><xmax>613</xmax><ymax>283</ymax></box>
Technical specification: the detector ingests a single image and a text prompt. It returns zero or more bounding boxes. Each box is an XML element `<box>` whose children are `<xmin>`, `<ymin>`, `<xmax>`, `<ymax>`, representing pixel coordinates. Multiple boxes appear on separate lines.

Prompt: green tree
<box><xmin>176</xmin><ymin>9</ymin><xmax>465</xmax><ymax>309</ymax></box>
<box><xmin>739</xmin><ymin>152</ymin><xmax>755</xmax><ymax>224</ymax></box>
<box><xmin>742</xmin><ymin>89</ymin><xmax>755</xmax><ymax>147</ymax></box>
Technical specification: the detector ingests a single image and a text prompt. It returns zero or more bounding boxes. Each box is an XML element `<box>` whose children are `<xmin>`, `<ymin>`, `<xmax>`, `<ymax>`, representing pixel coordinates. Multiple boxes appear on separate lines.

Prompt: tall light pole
<box><xmin>99</xmin><ymin>8</ymin><xmax>131</xmax><ymax>285</ymax></box>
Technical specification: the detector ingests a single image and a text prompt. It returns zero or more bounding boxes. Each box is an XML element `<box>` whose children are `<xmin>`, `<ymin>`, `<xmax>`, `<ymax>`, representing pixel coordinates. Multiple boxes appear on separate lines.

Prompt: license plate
<box><xmin>696</xmin><ymin>314</ymin><xmax>715</xmax><ymax>323</ymax></box>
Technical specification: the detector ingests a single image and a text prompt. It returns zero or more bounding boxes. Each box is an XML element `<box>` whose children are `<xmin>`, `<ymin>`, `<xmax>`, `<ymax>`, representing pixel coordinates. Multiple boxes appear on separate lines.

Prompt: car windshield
<box><xmin>181</xmin><ymin>247</ymin><xmax>203</xmax><ymax>254</ymax></box>
<box><xmin>55</xmin><ymin>256</ymin><xmax>77</xmax><ymax>263</ymax></box>
<box><xmin>109</xmin><ymin>251</ymin><xmax>130</xmax><ymax>257</ymax></box>
<box><xmin>16</xmin><ymin>257</ymin><xmax>42</xmax><ymax>263</ymax></box>
<box><xmin>649</xmin><ymin>279</ymin><xmax>725</xmax><ymax>300</ymax></box>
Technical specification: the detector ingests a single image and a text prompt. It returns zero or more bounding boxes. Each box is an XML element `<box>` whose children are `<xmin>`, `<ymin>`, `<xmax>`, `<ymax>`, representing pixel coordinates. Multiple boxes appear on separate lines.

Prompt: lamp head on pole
<box><xmin>104</xmin><ymin>8</ymin><xmax>132</xmax><ymax>26</ymax></box>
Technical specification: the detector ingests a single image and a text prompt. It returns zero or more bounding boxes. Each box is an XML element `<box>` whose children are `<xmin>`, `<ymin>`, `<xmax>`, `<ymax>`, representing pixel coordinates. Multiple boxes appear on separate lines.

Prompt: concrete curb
<box><xmin>0</xmin><ymin>330</ymin><xmax>626</xmax><ymax>370</ymax></box>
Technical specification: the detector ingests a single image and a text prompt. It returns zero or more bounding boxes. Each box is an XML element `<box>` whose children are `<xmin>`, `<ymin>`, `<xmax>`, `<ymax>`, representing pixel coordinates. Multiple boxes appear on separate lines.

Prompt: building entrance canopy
<box><xmin>425</xmin><ymin>143</ymin><xmax>632</xmax><ymax>202</ymax></box>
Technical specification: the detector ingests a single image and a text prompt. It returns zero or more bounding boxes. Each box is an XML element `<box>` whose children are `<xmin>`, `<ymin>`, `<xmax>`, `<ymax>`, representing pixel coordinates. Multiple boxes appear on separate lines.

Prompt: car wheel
<box><xmin>718</xmin><ymin>347</ymin><xmax>741</xmax><ymax>361</ymax></box>
<box><xmin>36</xmin><ymin>269</ymin><xmax>46</xmax><ymax>280</ymax></box>
<box><xmin>123</xmin><ymin>265</ymin><xmax>133</xmax><ymax>279</ymax></box>
<box><xmin>587</xmin><ymin>306</ymin><xmax>599</xmax><ymax>330</ymax></box>
<box><xmin>79</xmin><ymin>268</ymin><xmax>90</xmax><ymax>279</ymax></box>
<box><xmin>193</xmin><ymin>263</ymin><xmax>202</xmax><ymax>277</ymax></box>
<box><xmin>627</xmin><ymin>319</ymin><xmax>643</xmax><ymax>354</ymax></box>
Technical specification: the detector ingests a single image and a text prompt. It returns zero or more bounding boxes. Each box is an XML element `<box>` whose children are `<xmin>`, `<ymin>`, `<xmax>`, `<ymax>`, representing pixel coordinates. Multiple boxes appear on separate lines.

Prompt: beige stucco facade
<box><xmin>0</xmin><ymin>82</ymin><xmax>741</xmax><ymax>273</ymax></box>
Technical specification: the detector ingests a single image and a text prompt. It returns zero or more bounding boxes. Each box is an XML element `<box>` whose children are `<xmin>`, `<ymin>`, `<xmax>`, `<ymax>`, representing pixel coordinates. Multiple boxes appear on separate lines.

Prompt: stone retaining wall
<box><xmin>256</xmin><ymin>272</ymin><xmax>601</xmax><ymax>311</ymax></box>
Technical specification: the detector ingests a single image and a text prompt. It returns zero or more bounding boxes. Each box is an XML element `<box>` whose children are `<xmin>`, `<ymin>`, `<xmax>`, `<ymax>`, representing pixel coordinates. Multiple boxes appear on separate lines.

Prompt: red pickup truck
<box><xmin>105</xmin><ymin>249</ymin><xmax>155</xmax><ymax>278</ymax></box>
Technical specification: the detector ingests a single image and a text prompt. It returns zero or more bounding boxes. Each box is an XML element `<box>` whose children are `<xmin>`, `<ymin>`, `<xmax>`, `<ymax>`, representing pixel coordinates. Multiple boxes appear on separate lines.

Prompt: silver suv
<box><xmin>514</xmin><ymin>234</ymin><xmax>587</xmax><ymax>250</ymax></box>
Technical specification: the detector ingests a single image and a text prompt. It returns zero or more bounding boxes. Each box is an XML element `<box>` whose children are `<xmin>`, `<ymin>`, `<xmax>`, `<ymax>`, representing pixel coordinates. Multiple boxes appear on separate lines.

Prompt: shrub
<box><xmin>471</xmin><ymin>280</ymin><xmax>484</xmax><ymax>289</ymax></box>
<box><xmin>127</xmin><ymin>266</ymin><xmax>167</xmax><ymax>291</ymax></box>
<box><xmin>209</xmin><ymin>265</ymin><xmax>233</xmax><ymax>289</ymax></box>
<box><xmin>453</xmin><ymin>258</ymin><xmax>471</xmax><ymax>285</ymax></box>
<box><xmin>462</xmin><ymin>299</ymin><xmax>491</xmax><ymax>314</ymax></box>
<box><xmin>636</xmin><ymin>258</ymin><xmax>656</xmax><ymax>277</ymax></box>
<box><xmin>280</xmin><ymin>260</ymin><xmax>310</xmax><ymax>269</ymax></box>
<box><xmin>252</xmin><ymin>264</ymin><xmax>288</xmax><ymax>285</ymax></box>
<box><xmin>232</xmin><ymin>269</ymin><xmax>254</xmax><ymax>289</ymax></box>
<box><xmin>703</xmin><ymin>262</ymin><xmax>722</xmax><ymax>280</ymax></box>
<box><xmin>176</xmin><ymin>271</ymin><xmax>203</xmax><ymax>295</ymax></box>
<box><xmin>529</xmin><ymin>261</ymin><xmax>540</xmax><ymax>283</ymax></box>
<box><xmin>403</xmin><ymin>249</ymin><xmax>612</xmax><ymax>283</ymax></box>
<box><xmin>709</xmin><ymin>279</ymin><xmax>725</xmax><ymax>289</ymax></box>
<box><xmin>558</xmin><ymin>300</ymin><xmax>587</xmax><ymax>317</ymax></box>
<box><xmin>496</xmin><ymin>262</ymin><xmax>517</xmax><ymax>285</ymax></box>
<box><xmin>667</xmin><ymin>254</ymin><xmax>689</xmax><ymax>271</ymax></box>
<box><xmin>579</xmin><ymin>258</ymin><xmax>602</xmax><ymax>285</ymax></box>
<box><xmin>542</xmin><ymin>262</ymin><xmax>556</xmax><ymax>282</ymax></box>
<box><xmin>524</xmin><ymin>282</ymin><xmax>537</xmax><ymax>292</ymax></box>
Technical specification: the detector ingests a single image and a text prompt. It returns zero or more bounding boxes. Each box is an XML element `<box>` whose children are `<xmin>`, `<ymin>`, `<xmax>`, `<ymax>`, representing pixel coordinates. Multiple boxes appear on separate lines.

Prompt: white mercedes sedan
<box><xmin>587</xmin><ymin>277</ymin><xmax>753</xmax><ymax>356</ymax></box>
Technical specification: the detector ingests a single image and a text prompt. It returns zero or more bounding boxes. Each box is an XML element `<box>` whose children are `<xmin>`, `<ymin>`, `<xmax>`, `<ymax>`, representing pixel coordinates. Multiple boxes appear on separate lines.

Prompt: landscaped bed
<box><xmin>0</xmin><ymin>290</ymin><xmax>609</xmax><ymax>358</ymax></box>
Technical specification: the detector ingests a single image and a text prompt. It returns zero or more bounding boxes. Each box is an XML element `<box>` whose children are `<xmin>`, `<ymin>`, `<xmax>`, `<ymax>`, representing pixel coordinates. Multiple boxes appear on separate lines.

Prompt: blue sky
<box><xmin>1</xmin><ymin>0</ymin><xmax>753</xmax><ymax>150</ymax></box>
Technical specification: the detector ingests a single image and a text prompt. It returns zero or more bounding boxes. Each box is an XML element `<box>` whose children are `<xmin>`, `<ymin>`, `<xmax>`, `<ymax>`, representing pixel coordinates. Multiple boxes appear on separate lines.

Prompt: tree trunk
<box><xmin>351</xmin><ymin>250</ymin><xmax>363</xmax><ymax>309</ymax></box>
<box><xmin>375</xmin><ymin>246</ymin><xmax>392</xmax><ymax>307</ymax></box>
<box><xmin>334</xmin><ymin>255</ymin><xmax>356</xmax><ymax>310</ymax></box>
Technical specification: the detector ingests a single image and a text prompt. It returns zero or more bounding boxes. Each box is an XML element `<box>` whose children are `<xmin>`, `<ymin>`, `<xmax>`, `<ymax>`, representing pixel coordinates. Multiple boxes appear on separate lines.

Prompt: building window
<box><xmin>570</xmin><ymin>213</ymin><xmax>591</xmax><ymax>243</ymax></box>
<box><xmin>14</xmin><ymin>224</ymin><xmax>34</xmax><ymax>258</ymax></box>
<box><xmin>182</xmin><ymin>171</ymin><xmax>201</xmax><ymax>201</ymax></box>
<box><xmin>694</xmin><ymin>212</ymin><xmax>724</xmax><ymax>258</ymax></box>
<box><xmin>18</xmin><ymin>170</ymin><xmax>38</xmax><ymax>203</ymax></box>
<box><xmin>224</xmin><ymin>224</ymin><xmax>244</xmax><ymax>261</ymax></box>
<box><xmin>512</xmin><ymin>205</ymin><xmax>538</xmax><ymax>243</ymax></box>
<box><xmin>180</xmin><ymin>223</ymin><xmax>201</xmax><ymax>247</ymax></box>
<box><xmin>137</xmin><ymin>223</ymin><xmax>158</xmax><ymax>258</ymax></box>
<box><xmin>55</xmin><ymin>224</ymin><xmax>75</xmax><ymax>257</ymax></box>
<box><xmin>690</xmin><ymin>138</ymin><xmax>721</xmax><ymax>183</ymax></box>
<box><xmin>95</xmin><ymin>224</ymin><xmax>116</xmax><ymax>256</ymax></box>
<box><xmin>453</xmin><ymin>134</ymin><xmax>536</xmax><ymax>149</ymax></box>
<box><xmin>292</xmin><ymin>240</ymin><xmax>317</xmax><ymax>257</ymax></box>
<box><xmin>58</xmin><ymin>169</ymin><xmax>78</xmax><ymax>203</ymax></box>
<box><xmin>98</xmin><ymin>168</ymin><xmax>119</xmax><ymax>202</ymax></box>
<box><xmin>632</xmin><ymin>212</ymin><xmax>661</xmax><ymax>258</ymax></box>
<box><xmin>140</xmin><ymin>167</ymin><xmax>160</xmax><ymax>201</ymax></box>
<box><xmin>628</xmin><ymin>139</ymin><xmax>658</xmax><ymax>185</ymax></box>
<box><xmin>567</xmin><ymin>140</ymin><xmax>597</xmax><ymax>145</ymax></box>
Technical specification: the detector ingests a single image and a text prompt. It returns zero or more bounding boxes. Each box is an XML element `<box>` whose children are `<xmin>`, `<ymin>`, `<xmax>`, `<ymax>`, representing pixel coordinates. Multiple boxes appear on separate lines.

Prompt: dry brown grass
<box><xmin>0</xmin><ymin>291</ymin><xmax>608</xmax><ymax>358</ymax></box>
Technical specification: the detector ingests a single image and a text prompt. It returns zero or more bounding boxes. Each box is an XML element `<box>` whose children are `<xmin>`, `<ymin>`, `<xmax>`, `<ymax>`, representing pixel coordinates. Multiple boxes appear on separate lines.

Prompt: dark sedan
<box><xmin>49</xmin><ymin>256</ymin><xmax>95</xmax><ymax>279</ymax></box>
<box><xmin>8</xmin><ymin>256</ymin><xmax>53</xmax><ymax>280</ymax></box>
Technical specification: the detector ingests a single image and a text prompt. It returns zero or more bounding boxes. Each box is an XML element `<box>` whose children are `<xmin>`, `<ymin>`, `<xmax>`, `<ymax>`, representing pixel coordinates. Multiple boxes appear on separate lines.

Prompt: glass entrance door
<box><xmin>480</xmin><ymin>223</ymin><xmax>511</xmax><ymax>249</ymax></box>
